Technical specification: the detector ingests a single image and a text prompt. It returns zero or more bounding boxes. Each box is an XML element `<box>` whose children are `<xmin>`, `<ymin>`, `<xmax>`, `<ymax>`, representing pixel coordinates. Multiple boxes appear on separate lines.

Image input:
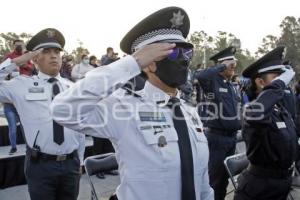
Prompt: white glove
<box><xmin>273</xmin><ymin>66</ymin><xmax>295</xmax><ymax>85</ymax></box>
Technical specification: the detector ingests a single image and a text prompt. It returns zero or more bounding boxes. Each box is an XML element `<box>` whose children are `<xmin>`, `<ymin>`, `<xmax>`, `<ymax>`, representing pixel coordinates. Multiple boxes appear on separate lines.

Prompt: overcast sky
<box><xmin>0</xmin><ymin>0</ymin><xmax>299</xmax><ymax>57</ymax></box>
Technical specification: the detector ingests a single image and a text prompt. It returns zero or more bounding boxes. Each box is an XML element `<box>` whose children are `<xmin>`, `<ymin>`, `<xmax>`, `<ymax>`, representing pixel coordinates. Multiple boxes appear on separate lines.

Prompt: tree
<box><xmin>256</xmin><ymin>16</ymin><xmax>300</xmax><ymax>78</ymax></box>
<box><xmin>187</xmin><ymin>31</ymin><xmax>214</xmax><ymax>70</ymax></box>
<box><xmin>0</xmin><ymin>32</ymin><xmax>32</xmax><ymax>57</ymax></box>
<box><xmin>70</xmin><ymin>40</ymin><xmax>90</xmax><ymax>64</ymax></box>
<box><xmin>255</xmin><ymin>35</ymin><xmax>279</xmax><ymax>57</ymax></box>
<box><xmin>188</xmin><ymin>31</ymin><xmax>255</xmax><ymax>74</ymax></box>
<box><xmin>235</xmin><ymin>49</ymin><xmax>255</xmax><ymax>74</ymax></box>
<box><xmin>214</xmin><ymin>31</ymin><xmax>236</xmax><ymax>51</ymax></box>
<box><xmin>278</xmin><ymin>16</ymin><xmax>300</xmax><ymax>76</ymax></box>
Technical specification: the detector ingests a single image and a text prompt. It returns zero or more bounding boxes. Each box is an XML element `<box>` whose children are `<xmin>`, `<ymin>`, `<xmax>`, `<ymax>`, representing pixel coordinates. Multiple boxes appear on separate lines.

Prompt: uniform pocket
<box><xmin>138</xmin><ymin>124</ymin><xmax>178</xmax><ymax>146</ymax></box>
<box><xmin>138</xmin><ymin>123</ymin><xmax>180</xmax><ymax>163</ymax></box>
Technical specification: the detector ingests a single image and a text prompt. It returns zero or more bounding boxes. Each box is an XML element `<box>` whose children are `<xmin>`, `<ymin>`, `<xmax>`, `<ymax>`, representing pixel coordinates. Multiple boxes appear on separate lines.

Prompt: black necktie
<box><xmin>48</xmin><ymin>78</ymin><xmax>64</xmax><ymax>145</ymax></box>
<box><xmin>167</xmin><ymin>97</ymin><xmax>196</xmax><ymax>200</ymax></box>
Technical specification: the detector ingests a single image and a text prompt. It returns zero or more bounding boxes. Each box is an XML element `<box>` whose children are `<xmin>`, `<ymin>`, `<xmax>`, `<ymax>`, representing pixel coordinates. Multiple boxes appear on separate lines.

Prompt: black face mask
<box><xmin>15</xmin><ymin>45</ymin><xmax>23</xmax><ymax>54</ymax></box>
<box><xmin>155</xmin><ymin>57</ymin><xmax>190</xmax><ymax>88</ymax></box>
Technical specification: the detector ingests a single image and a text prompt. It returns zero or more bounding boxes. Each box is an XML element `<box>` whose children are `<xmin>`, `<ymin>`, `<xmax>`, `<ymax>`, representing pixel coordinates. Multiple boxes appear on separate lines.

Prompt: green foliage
<box><xmin>0</xmin><ymin>32</ymin><xmax>32</xmax><ymax>57</ymax></box>
<box><xmin>70</xmin><ymin>40</ymin><xmax>90</xmax><ymax>63</ymax></box>
<box><xmin>257</xmin><ymin>16</ymin><xmax>300</xmax><ymax>79</ymax></box>
<box><xmin>188</xmin><ymin>31</ymin><xmax>255</xmax><ymax>75</ymax></box>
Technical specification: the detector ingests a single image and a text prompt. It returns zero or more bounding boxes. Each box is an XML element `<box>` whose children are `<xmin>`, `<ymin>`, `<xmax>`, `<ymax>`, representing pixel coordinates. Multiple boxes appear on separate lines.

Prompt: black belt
<box><xmin>206</xmin><ymin>127</ymin><xmax>237</xmax><ymax>137</ymax></box>
<box><xmin>28</xmin><ymin>149</ymin><xmax>78</xmax><ymax>162</ymax></box>
<box><xmin>248</xmin><ymin>164</ymin><xmax>293</xmax><ymax>179</ymax></box>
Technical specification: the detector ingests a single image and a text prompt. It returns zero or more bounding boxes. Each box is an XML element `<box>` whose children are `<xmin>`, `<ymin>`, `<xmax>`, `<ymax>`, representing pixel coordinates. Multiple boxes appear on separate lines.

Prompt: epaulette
<box><xmin>121</xmin><ymin>85</ymin><xmax>142</xmax><ymax>98</ymax></box>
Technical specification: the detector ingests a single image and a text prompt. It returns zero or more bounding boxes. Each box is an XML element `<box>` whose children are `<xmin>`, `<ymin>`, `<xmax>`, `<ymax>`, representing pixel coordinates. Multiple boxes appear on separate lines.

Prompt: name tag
<box><xmin>28</xmin><ymin>87</ymin><xmax>45</xmax><ymax>93</ymax></box>
<box><xmin>25</xmin><ymin>93</ymin><xmax>48</xmax><ymax>101</ymax></box>
<box><xmin>219</xmin><ymin>88</ymin><xmax>228</xmax><ymax>93</ymax></box>
<box><xmin>276</xmin><ymin>122</ymin><xmax>286</xmax><ymax>129</ymax></box>
<box><xmin>139</xmin><ymin>111</ymin><xmax>166</xmax><ymax>122</ymax></box>
<box><xmin>26</xmin><ymin>87</ymin><xmax>48</xmax><ymax>101</ymax></box>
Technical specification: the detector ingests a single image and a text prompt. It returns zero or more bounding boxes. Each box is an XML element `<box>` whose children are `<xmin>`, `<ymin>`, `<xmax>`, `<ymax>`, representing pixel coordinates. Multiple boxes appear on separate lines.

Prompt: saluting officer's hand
<box><xmin>12</xmin><ymin>48</ymin><xmax>43</xmax><ymax>67</ymax></box>
<box><xmin>273</xmin><ymin>67</ymin><xmax>295</xmax><ymax>85</ymax></box>
<box><xmin>132</xmin><ymin>43</ymin><xmax>176</xmax><ymax>70</ymax></box>
<box><xmin>222</xmin><ymin>59</ymin><xmax>236</xmax><ymax>69</ymax></box>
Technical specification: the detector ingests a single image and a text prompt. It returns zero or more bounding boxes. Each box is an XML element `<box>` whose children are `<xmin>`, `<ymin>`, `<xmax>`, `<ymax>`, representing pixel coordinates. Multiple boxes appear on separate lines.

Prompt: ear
<box><xmin>32</xmin><ymin>54</ymin><xmax>39</xmax><ymax>65</ymax></box>
<box><xmin>255</xmin><ymin>77</ymin><xmax>264</xmax><ymax>89</ymax></box>
<box><xmin>148</xmin><ymin>62</ymin><xmax>157</xmax><ymax>73</ymax></box>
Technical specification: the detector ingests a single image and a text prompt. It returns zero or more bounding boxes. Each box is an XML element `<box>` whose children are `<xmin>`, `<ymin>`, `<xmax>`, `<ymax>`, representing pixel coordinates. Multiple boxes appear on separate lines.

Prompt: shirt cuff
<box><xmin>111</xmin><ymin>55</ymin><xmax>141</xmax><ymax>79</ymax></box>
<box><xmin>0</xmin><ymin>58</ymin><xmax>18</xmax><ymax>73</ymax></box>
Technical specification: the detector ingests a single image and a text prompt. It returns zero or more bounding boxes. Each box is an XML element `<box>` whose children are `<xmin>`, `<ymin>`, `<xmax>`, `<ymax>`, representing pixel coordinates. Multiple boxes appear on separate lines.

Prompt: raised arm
<box><xmin>0</xmin><ymin>49</ymin><xmax>42</xmax><ymax>103</ymax></box>
<box><xmin>244</xmin><ymin>67</ymin><xmax>295</xmax><ymax>124</ymax></box>
<box><xmin>50</xmin><ymin>43</ymin><xmax>176</xmax><ymax>138</ymax></box>
<box><xmin>194</xmin><ymin>64</ymin><xmax>226</xmax><ymax>82</ymax></box>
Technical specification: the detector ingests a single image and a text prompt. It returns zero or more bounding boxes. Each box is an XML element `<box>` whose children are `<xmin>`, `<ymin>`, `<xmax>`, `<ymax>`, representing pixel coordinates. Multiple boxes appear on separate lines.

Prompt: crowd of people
<box><xmin>0</xmin><ymin>5</ymin><xmax>300</xmax><ymax>200</ymax></box>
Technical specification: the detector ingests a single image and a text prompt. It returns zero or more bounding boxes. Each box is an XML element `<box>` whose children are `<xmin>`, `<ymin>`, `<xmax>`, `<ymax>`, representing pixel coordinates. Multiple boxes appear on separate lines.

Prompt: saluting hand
<box><xmin>273</xmin><ymin>66</ymin><xmax>295</xmax><ymax>85</ymax></box>
<box><xmin>132</xmin><ymin>43</ymin><xmax>176</xmax><ymax>70</ymax></box>
<box><xmin>222</xmin><ymin>59</ymin><xmax>236</xmax><ymax>69</ymax></box>
<box><xmin>12</xmin><ymin>48</ymin><xmax>43</xmax><ymax>67</ymax></box>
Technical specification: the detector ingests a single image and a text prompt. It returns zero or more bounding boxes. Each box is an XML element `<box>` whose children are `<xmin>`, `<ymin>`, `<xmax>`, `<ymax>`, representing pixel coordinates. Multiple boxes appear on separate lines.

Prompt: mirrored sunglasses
<box><xmin>167</xmin><ymin>47</ymin><xmax>193</xmax><ymax>61</ymax></box>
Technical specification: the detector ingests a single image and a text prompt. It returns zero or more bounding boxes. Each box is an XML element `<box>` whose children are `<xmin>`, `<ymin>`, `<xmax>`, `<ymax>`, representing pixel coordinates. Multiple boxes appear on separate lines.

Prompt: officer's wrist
<box><xmin>132</xmin><ymin>54</ymin><xmax>143</xmax><ymax>71</ymax></box>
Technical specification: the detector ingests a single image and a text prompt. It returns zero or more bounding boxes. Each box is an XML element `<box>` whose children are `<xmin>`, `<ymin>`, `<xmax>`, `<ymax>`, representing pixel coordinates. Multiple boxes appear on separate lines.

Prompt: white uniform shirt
<box><xmin>50</xmin><ymin>56</ymin><xmax>214</xmax><ymax>200</ymax></box>
<box><xmin>0</xmin><ymin>58</ymin><xmax>85</xmax><ymax>163</ymax></box>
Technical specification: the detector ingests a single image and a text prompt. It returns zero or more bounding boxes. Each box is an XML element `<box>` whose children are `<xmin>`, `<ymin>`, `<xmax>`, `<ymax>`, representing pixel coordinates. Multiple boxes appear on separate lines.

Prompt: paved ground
<box><xmin>0</xmin><ymin>173</ymin><xmax>235</xmax><ymax>200</ymax></box>
<box><xmin>0</xmin><ymin>174</ymin><xmax>120</xmax><ymax>200</ymax></box>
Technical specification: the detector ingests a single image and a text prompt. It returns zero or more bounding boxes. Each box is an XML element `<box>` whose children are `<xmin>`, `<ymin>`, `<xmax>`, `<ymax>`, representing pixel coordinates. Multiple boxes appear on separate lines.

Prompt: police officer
<box><xmin>194</xmin><ymin>46</ymin><xmax>241</xmax><ymax>200</ymax></box>
<box><xmin>0</xmin><ymin>28</ymin><xmax>85</xmax><ymax>200</ymax></box>
<box><xmin>51</xmin><ymin>7</ymin><xmax>213</xmax><ymax>200</ymax></box>
<box><xmin>234</xmin><ymin>46</ymin><xmax>298</xmax><ymax>200</ymax></box>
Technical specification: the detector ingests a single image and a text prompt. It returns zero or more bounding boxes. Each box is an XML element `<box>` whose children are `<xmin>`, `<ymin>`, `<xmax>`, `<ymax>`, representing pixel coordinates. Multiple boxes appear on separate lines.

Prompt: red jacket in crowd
<box><xmin>4</xmin><ymin>51</ymin><xmax>34</xmax><ymax>76</ymax></box>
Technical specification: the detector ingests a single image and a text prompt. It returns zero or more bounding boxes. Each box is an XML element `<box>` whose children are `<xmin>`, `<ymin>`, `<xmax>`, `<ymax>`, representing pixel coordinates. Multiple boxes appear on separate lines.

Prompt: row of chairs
<box><xmin>84</xmin><ymin>131</ymin><xmax>249</xmax><ymax>199</ymax></box>
<box><xmin>84</xmin><ymin>153</ymin><xmax>250</xmax><ymax>200</ymax></box>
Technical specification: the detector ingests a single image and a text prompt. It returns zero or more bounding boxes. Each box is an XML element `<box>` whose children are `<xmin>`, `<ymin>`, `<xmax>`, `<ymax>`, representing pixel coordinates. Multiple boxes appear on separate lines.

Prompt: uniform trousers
<box><xmin>206</xmin><ymin>130</ymin><xmax>236</xmax><ymax>200</ymax></box>
<box><xmin>234</xmin><ymin>170</ymin><xmax>291</xmax><ymax>200</ymax></box>
<box><xmin>24</xmin><ymin>151</ymin><xmax>81</xmax><ymax>200</ymax></box>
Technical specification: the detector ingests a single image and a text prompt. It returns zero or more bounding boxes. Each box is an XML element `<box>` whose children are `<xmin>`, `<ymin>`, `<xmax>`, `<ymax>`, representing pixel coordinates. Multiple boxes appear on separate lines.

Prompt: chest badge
<box><xmin>219</xmin><ymin>88</ymin><xmax>228</xmax><ymax>93</ymax></box>
<box><xmin>158</xmin><ymin>135</ymin><xmax>167</xmax><ymax>147</ymax></box>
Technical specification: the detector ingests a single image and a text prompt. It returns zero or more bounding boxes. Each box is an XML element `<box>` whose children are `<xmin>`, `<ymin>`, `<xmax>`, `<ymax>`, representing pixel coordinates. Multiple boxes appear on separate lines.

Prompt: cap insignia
<box><xmin>170</xmin><ymin>10</ymin><xmax>184</xmax><ymax>28</ymax></box>
<box><xmin>46</xmin><ymin>30</ymin><xmax>55</xmax><ymax>38</ymax></box>
<box><xmin>282</xmin><ymin>47</ymin><xmax>287</xmax><ymax>59</ymax></box>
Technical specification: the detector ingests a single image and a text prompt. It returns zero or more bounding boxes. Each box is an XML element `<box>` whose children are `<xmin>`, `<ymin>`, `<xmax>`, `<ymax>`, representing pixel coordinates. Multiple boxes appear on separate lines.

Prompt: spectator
<box><xmin>100</xmin><ymin>47</ymin><xmax>119</xmax><ymax>65</ymax></box>
<box><xmin>231</xmin><ymin>74</ymin><xmax>242</xmax><ymax>101</ymax></box>
<box><xmin>3</xmin><ymin>39</ymin><xmax>34</xmax><ymax>76</ymax></box>
<box><xmin>2</xmin><ymin>39</ymin><xmax>32</xmax><ymax>154</ymax></box>
<box><xmin>60</xmin><ymin>55</ymin><xmax>73</xmax><ymax>81</ymax></box>
<box><xmin>71</xmin><ymin>54</ymin><xmax>94</xmax><ymax>82</ymax></box>
<box><xmin>89</xmin><ymin>55</ymin><xmax>99</xmax><ymax>67</ymax></box>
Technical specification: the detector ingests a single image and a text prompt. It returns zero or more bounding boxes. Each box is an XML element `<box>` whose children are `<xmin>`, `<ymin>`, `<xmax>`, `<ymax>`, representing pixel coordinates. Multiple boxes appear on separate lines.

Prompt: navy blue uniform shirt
<box><xmin>195</xmin><ymin>65</ymin><xmax>241</xmax><ymax>131</ymax></box>
<box><xmin>243</xmin><ymin>80</ymin><xmax>298</xmax><ymax>169</ymax></box>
